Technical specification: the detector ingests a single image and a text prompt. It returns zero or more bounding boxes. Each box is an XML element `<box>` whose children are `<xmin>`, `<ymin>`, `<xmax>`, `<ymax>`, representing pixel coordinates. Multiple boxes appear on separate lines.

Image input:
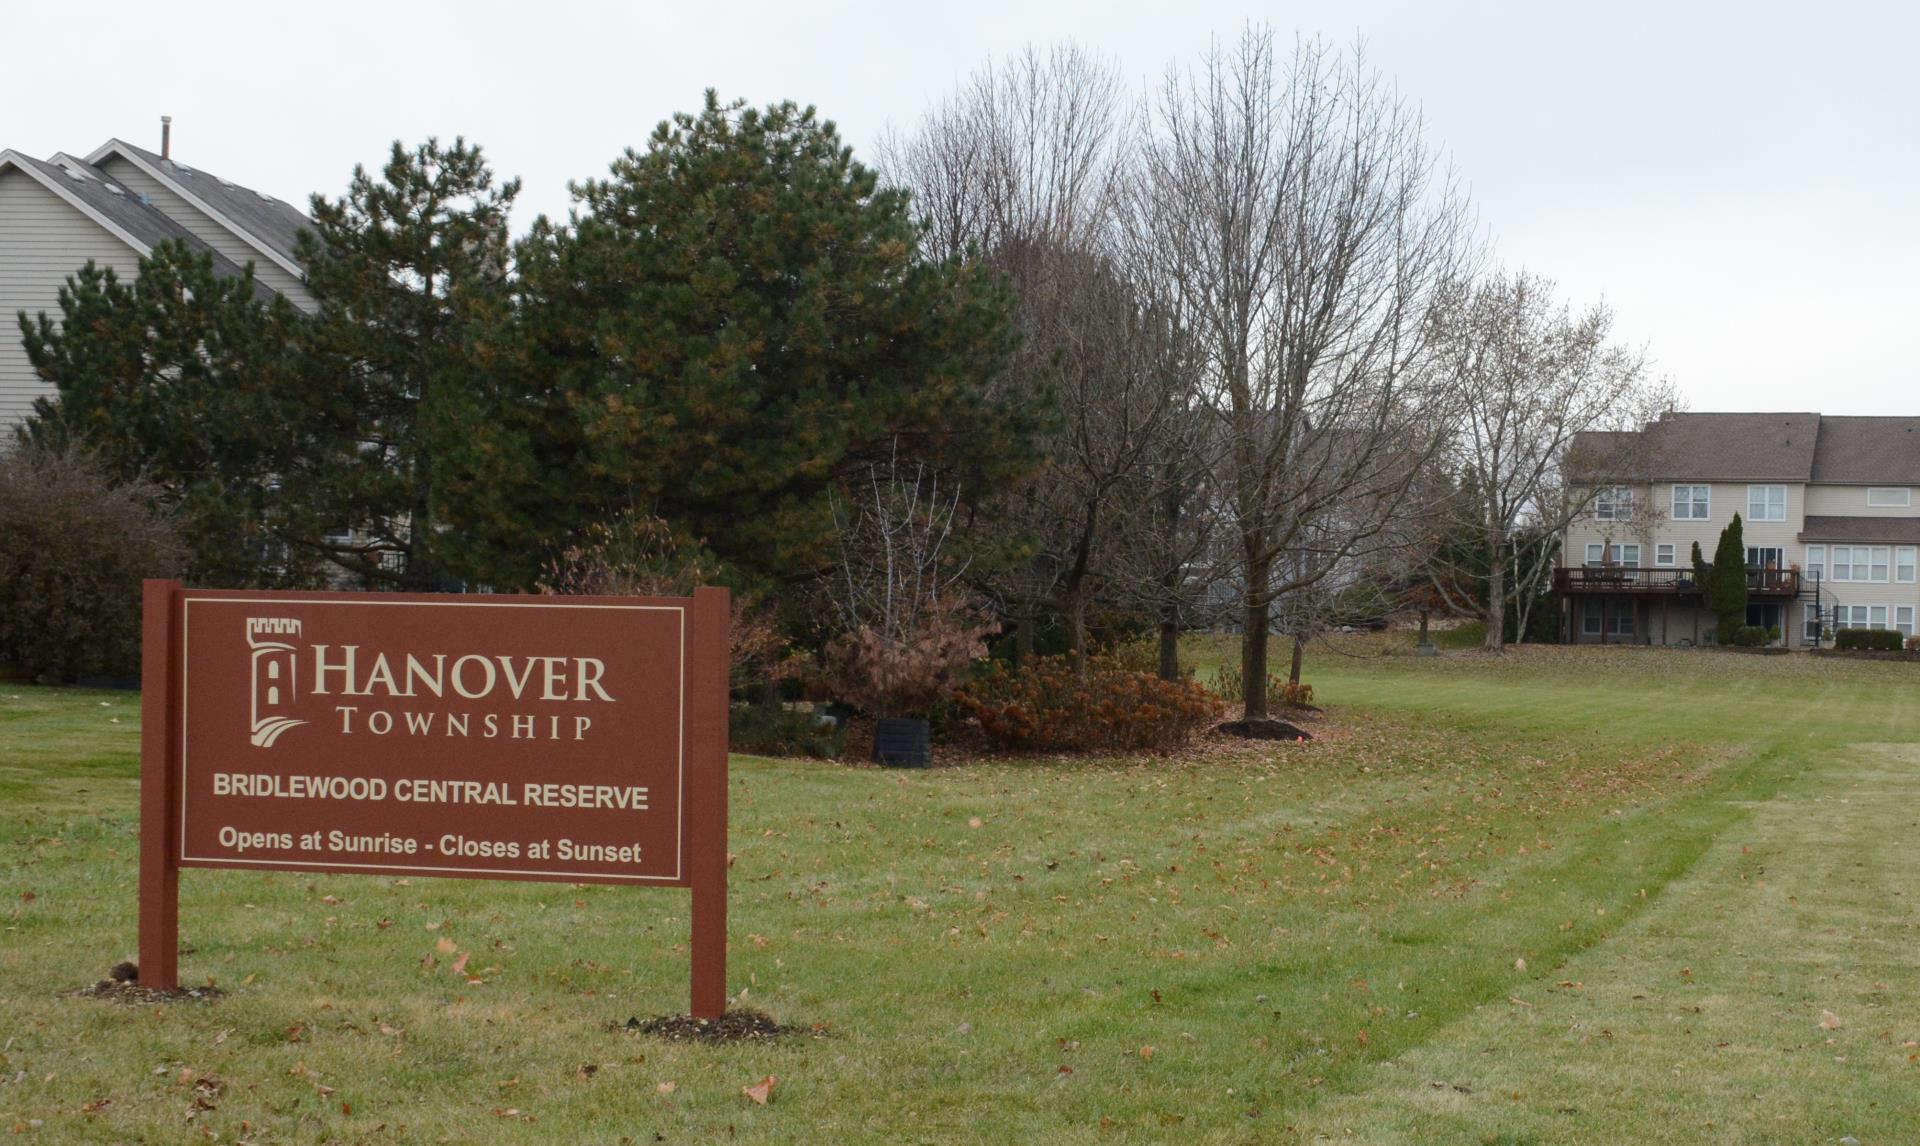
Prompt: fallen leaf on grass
<box><xmin>452</xmin><ymin>951</ymin><xmax>470</xmax><ymax>975</ymax></box>
<box><xmin>1819</xmin><ymin>1010</ymin><xmax>1843</xmax><ymax>1030</ymax></box>
<box><xmin>743</xmin><ymin>1075</ymin><xmax>776</xmax><ymax>1105</ymax></box>
<box><xmin>1139</xmin><ymin>1046</ymin><xmax>1155</xmax><ymax>1061</ymax></box>
<box><xmin>1514</xmin><ymin>957</ymin><xmax>1526</xmax><ymax>972</ymax></box>
<box><xmin>436</xmin><ymin>937</ymin><xmax>457</xmax><ymax>955</ymax></box>
<box><xmin>656</xmin><ymin>1081</ymin><xmax>677</xmax><ymax>1095</ymax></box>
<box><xmin>575</xmin><ymin>1064</ymin><xmax>598</xmax><ymax>1081</ymax></box>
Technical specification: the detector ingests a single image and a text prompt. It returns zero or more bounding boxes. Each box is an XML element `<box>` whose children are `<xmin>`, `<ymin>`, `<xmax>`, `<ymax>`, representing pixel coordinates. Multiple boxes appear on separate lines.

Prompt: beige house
<box><xmin>0</xmin><ymin>125</ymin><xmax>313</xmax><ymax>431</ymax></box>
<box><xmin>1561</xmin><ymin>412</ymin><xmax>1920</xmax><ymax>647</ymax></box>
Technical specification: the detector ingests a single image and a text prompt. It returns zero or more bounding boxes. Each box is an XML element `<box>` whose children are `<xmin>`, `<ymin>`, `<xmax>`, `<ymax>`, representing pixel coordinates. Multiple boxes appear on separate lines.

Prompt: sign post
<box><xmin>137</xmin><ymin>582</ymin><xmax>731</xmax><ymax>1018</ymax></box>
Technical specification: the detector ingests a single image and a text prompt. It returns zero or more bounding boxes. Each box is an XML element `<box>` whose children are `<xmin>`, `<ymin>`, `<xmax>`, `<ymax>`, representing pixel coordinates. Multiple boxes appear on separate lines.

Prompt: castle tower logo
<box><xmin>246</xmin><ymin>617</ymin><xmax>307</xmax><ymax>747</ymax></box>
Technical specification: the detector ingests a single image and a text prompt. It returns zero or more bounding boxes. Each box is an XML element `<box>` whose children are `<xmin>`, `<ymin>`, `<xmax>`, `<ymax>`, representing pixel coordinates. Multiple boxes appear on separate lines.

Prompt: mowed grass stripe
<box><xmin>2</xmin><ymin>645</ymin><xmax>1917</xmax><ymax>1142</ymax></box>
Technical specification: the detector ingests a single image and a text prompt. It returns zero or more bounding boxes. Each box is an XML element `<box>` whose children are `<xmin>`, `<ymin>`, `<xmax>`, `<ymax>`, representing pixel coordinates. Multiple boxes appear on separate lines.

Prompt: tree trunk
<box><xmin>1064</xmin><ymin>582</ymin><xmax>1090</xmax><ymax>679</ymax></box>
<box><xmin>1014</xmin><ymin>615</ymin><xmax>1035</xmax><ymax>666</ymax></box>
<box><xmin>1156</xmin><ymin>470</ymin><xmax>1184</xmax><ymax>681</ymax></box>
<box><xmin>1158</xmin><ymin>615</ymin><xmax>1181</xmax><ymax>681</ymax></box>
<box><xmin>1241</xmin><ymin>558</ymin><xmax>1272</xmax><ymax>721</ymax></box>
<box><xmin>1288</xmin><ymin>631</ymin><xmax>1305</xmax><ymax>686</ymax></box>
<box><xmin>1483</xmin><ymin>529</ymin><xmax>1507</xmax><ymax>653</ymax></box>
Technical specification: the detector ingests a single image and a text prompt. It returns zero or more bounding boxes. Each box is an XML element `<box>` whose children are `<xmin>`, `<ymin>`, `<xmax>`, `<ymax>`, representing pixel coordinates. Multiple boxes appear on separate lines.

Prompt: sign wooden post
<box><xmin>138</xmin><ymin>579</ymin><xmax>183</xmax><ymax>989</ymax></box>
<box><xmin>687</xmin><ymin>586</ymin><xmax>729</xmax><ymax>1018</ymax></box>
<box><xmin>137</xmin><ymin>581</ymin><xmax>731</xmax><ymax>1018</ymax></box>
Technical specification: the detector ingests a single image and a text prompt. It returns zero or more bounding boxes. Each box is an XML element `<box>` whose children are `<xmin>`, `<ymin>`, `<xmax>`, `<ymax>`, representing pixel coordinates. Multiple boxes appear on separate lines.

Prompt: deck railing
<box><xmin>1554</xmin><ymin>566</ymin><xmax>1800</xmax><ymax>596</ymax></box>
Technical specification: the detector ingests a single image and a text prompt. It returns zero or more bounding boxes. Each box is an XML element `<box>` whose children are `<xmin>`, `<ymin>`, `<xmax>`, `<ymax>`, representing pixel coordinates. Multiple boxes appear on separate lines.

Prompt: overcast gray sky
<box><xmin>5</xmin><ymin>1</ymin><xmax>1914</xmax><ymax>414</ymax></box>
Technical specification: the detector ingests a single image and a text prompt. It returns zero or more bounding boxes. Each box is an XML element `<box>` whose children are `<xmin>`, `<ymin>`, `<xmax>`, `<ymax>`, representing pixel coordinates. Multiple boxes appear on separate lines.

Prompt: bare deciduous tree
<box><xmin>1423</xmin><ymin>269</ymin><xmax>1669</xmax><ymax>650</ymax></box>
<box><xmin>882</xmin><ymin>44</ymin><xmax>1197</xmax><ymax>673</ymax></box>
<box><xmin>1135</xmin><ymin>28</ymin><xmax>1472</xmax><ymax>720</ymax></box>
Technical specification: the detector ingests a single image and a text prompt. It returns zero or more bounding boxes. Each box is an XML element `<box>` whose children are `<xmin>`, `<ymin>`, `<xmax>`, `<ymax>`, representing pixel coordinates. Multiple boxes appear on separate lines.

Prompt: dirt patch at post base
<box><xmin>68</xmin><ymin>963</ymin><xmax>225</xmax><ymax>1004</ymax></box>
<box><xmin>620</xmin><ymin>1009</ymin><xmax>794</xmax><ymax>1043</ymax></box>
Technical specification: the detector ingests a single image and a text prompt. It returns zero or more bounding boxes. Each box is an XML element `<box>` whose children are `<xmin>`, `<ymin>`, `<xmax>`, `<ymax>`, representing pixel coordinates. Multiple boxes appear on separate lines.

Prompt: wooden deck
<box><xmin>1554</xmin><ymin>567</ymin><xmax>1800</xmax><ymax>597</ymax></box>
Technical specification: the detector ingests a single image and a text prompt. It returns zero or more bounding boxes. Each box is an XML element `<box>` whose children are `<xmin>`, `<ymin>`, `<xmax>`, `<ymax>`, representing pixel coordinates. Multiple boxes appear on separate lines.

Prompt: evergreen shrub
<box><xmin>1835</xmin><ymin>629</ymin><xmax>1904</xmax><ymax>652</ymax></box>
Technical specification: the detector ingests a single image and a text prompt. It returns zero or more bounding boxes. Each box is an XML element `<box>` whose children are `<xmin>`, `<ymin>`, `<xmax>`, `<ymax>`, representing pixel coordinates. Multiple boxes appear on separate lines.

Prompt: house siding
<box><xmin>1804</xmin><ymin>484</ymin><xmax>1917</xmax><ymax>517</ymax></box>
<box><xmin>1563</xmin><ymin>479</ymin><xmax>1920</xmax><ymax>647</ymax></box>
<box><xmin>95</xmin><ymin>155</ymin><xmax>314</xmax><ymax>311</ymax></box>
<box><xmin>0</xmin><ymin>168</ymin><xmax>144</xmax><ymax>429</ymax></box>
<box><xmin>1564</xmin><ymin>482</ymin><xmax>1806</xmax><ymax>572</ymax></box>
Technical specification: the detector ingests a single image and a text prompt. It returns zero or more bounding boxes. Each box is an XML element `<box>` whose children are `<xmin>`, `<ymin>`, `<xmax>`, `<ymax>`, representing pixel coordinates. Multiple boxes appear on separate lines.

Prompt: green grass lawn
<box><xmin>3</xmin><ymin>643</ymin><xmax>1919</xmax><ymax>1143</ymax></box>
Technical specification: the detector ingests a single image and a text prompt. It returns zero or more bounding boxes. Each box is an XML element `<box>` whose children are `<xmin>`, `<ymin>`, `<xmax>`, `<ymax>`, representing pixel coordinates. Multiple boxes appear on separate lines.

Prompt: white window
<box><xmin>1594</xmin><ymin>486</ymin><xmax>1633</xmax><ymax>521</ymax></box>
<box><xmin>1831</xmin><ymin>546</ymin><xmax>1891</xmax><ymax>583</ymax></box>
<box><xmin>1656</xmin><ymin>543</ymin><xmax>1676</xmax><ymax>566</ymax></box>
<box><xmin>1898</xmin><ymin>606</ymin><xmax>1916</xmax><ymax>637</ymax></box>
<box><xmin>1806</xmin><ymin>545</ymin><xmax>1825</xmax><ymax>582</ymax></box>
<box><xmin>1747</xmin><ymin>484</ymin><xmax>1786</xmax><ymax>522</ymax></box>
<box><xmin>1585</xmin><ymin>543</ymin><xmax>1602</xmax><ymax>565</ymax></box>
<box><xmin>1899</xmin><ymin>547</ymin><xmax>1917</xmax><ymax>584</ymax></box>
<box><xmin>1804</xmin><ymin>603</ymin><xmax>1823</xmax><ymax>642</ymax></box>
<box><xmin>1836</xmin><ymin>604</ymin><xmax>1890</xmax><ymax>631</ymax></box>
<box><xmin>1868</xmin><ymin>487</ymin><xmax>1912</xmax><ymax>507</ymax></box>
<box><xmin>1584</xmin><ymin>543</ymin><xmax>1640</xmax><ymax>566</ymax></box>
<box><xmin>1672</xmin><ymin>484</ymin><xmax>1710</xmax><ymax>520</ymax></box>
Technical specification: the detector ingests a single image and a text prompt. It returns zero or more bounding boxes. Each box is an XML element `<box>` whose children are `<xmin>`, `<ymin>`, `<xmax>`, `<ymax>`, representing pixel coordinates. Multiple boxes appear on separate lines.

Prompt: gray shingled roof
<box><xmin>9</xmin><ymin>154</ymin><xmax>280</xmax><ymax>304</ymax></box>
<box><xmin>1810</xmin><ymin>416</ymin><xmax>1920</xmax><ymax>485</ymax></box>
<box><xmin>1642</xmin><ymin>412</ymin><xmax>1821</xmax><ymax>481</ymax></box>
<box><xmin>11</xmin><ymin>154</ymin><xmax>246</xmax><ymax>276</ymax></box>
<box><xmin>1799</xmin><ymin>516</ymin><xmax>1920</xmax><ymax>543</ymax></box>
<box><xmin>1566</xmin><ymin>412</ymin><xmax>1915</xmax><ymax>483</ymax></box>
<box><xmin>105</xmin><ymin>139</ymin><xmax>313</xmax><ymax>270</ymax></box>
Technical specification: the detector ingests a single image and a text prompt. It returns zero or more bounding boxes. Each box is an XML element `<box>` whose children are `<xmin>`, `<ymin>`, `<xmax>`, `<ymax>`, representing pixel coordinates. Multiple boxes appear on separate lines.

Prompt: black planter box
<box><xmin>873</xmin><ymin>717</ymin><xmax>932</xmax><ymax>767</ymax></box>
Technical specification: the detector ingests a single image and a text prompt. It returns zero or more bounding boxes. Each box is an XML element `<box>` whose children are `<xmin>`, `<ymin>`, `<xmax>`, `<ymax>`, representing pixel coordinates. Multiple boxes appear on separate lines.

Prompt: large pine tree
<box><xmin>513</xmin><ymin>93</ymin><xmax>1035</xmax><ymax>592</ymax></box>
<box><xmin>296</xmin><ymin>137</ymin><xmax>522</xmax><ymax>590</ymax></box>
<box><xmin>17</xmin><ymin>242</ymin><xmax>320</xmax><ymax>586</ymax></box>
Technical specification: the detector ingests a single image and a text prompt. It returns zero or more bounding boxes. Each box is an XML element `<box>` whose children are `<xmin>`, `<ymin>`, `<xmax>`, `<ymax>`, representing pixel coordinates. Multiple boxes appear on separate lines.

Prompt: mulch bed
<box><xmin>1215</xmin><ymin>718</ymin><xmax>1314</xmax><ymax>742</ymax></box>
<box><xmin>618</xmin><ymin>1009</ymin><xmax>797</xmax><ymax>1044</ymax></box>
<box><xmin>68</xmin><ymin>963</ymin><xmax>224</xmax><ymax>1004</ymax></box>
<box><xmin>752</xmin><ymin>700</ymin><xmax>1334</xmax><ymax>766</ymax></box>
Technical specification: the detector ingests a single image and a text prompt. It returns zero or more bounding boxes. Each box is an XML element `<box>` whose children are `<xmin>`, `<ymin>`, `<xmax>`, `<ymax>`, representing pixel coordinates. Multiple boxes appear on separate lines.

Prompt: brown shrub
<box><xmin>0</xmin><ymin>445</ymin><xmax>182</xmax><ymax>680</ymax></box>
<box><xmin>957</xmin><ymin>654</ymin><xmax>1225</xmax><ymax>754</ymax></box>
<box><xmin>822</xmin><ymin>597</ymin><xmax>987</xmax><ymax>717</ymax></box>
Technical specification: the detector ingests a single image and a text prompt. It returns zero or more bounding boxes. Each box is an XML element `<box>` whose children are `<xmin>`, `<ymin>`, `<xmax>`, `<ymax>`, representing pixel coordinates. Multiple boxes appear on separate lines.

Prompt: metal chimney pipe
<box><xmin>161</xmin><ymin>116</ymin><xmax>172</xmax><ymax>159</ymax></box>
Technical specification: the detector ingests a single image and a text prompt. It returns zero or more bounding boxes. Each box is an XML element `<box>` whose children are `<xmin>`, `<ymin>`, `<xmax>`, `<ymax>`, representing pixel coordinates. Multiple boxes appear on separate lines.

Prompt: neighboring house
<box><xmin>1560</xmin><ymin>411</ymin><xmax>1920</xmax><ymax>647</ymax></box>
<box><xmin>0</xmin><ymin>125</ymin><xmax>314</xmax><ymax>431</ymax></box>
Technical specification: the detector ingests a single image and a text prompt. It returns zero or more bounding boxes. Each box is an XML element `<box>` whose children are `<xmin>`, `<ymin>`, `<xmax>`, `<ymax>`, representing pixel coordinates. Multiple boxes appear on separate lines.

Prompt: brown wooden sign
<box><xmin>139</xmin><ymin>581</ymin><xmax>730</xmax><ymax>1016</ymax></box>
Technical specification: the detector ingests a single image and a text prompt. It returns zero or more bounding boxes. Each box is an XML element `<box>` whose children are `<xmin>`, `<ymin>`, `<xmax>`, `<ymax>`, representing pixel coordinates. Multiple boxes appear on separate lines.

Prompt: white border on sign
<box><xmin>178</xmin><ymin>595</ymin><xmax>688</xmax><ymax>882</ymax></box>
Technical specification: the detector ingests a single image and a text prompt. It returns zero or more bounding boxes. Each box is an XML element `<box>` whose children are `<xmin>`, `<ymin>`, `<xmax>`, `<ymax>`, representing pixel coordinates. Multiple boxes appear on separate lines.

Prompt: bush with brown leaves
<box><xmin>958</xmin><ymin>654</ymin><xmax>1224</xmax><ymax>754</ymax></box>
<box><xmin>0</xmin><ymin>445</ymin><xmax>182</xmax><ymax>680</ymax></box>
<box><xmin>822</xmin><ymin>597</ymin><xmax>987</xmax><ymax>718</ymax></box>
